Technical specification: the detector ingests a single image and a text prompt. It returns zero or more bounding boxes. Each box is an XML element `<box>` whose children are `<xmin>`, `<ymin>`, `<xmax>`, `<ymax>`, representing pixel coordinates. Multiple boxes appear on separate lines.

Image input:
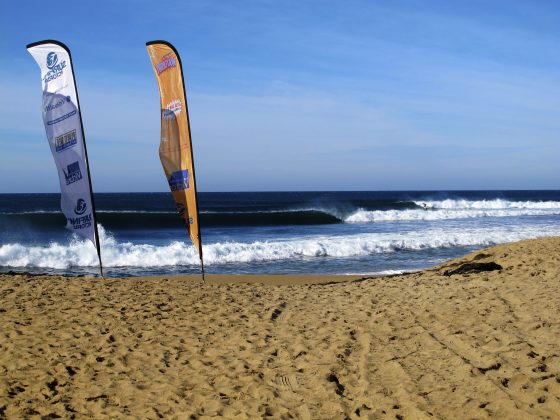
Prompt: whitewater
<box><xmin>346</xmin><ymin>199</ymin><xmax>560</xmax><ymax>223</ymax></box>
<box><xmin>1</xmin><ymin>191</ymin><xmax>559</xmax><ymax>276</ymax></box>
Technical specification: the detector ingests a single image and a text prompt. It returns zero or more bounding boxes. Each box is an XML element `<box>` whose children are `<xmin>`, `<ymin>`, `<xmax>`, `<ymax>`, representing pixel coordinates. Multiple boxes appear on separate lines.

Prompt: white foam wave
<box><xmin>1</xmin><ymin>224</ymin><xmax>558</xmax><ymax>269</ymax></box>
<box><xmin>416</xmin><ymin>199</ymin><xmax>560</xmax><ymax>210</ymax></box>
<box><xmin>346</xmin><ymin>207</ymin><xmax>560</xmax><ymax>223</ymax></box>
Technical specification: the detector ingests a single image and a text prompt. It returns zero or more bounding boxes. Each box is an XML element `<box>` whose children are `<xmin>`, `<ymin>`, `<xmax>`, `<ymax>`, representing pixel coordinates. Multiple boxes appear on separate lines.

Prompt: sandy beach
<box><xmin>1</xmin><ymin>236</ymin><xmax>559</xmax><ymax>418</ymax></box>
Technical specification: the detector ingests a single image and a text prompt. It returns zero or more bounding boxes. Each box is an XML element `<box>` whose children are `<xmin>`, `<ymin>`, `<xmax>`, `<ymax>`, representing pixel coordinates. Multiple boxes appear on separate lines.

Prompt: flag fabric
<box><xmin>146</xmin><ymin>41</ymin><xmax>203</xmax><ymax>263</ymax></box>
<box><xmin>27</xmin><ymin>40</ymin><xmax>103</xmax><ymax>273</ymax></box>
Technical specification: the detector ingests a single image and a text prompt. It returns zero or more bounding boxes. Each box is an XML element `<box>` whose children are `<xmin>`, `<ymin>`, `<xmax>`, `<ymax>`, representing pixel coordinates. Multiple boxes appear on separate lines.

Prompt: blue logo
<box><xmin>45</xmin><ymin>96</ymin><xmax>71</xmax><ymax>113</ymax></box>
<box><xmin>43</xmin><ymin>52</ymin><xmax>67</xmax><ymax>83</ymax></box>
<box><xmin>168</xmin><ymin>170</ymin><xmax>189</xmax><ymax>191</ymax></box>
<box><xmin>47</xmin><ymin>110</ymin><xmax>76</xmax><ymax>126</ymax></box>
<box><xmin>46</xmin><ymin>52</ymin><xmax>58</xmax><ymax>69</ymax></box>
<box><xmin>68</xmin><ymin>213</ymin><xmax>92</xmax><ymax>230</ymax></box>
<box><xmin>55</xmin><ymin>129</ymin><xmax>77</xmax><ymax>152</ymax></box>
<box><xmin>63</xmin><ymin>161</ymin><xmax>82</xmax><ymax>185</ymax></box>
<box><xmin>74</xmin><ymin>198</ymin><xmax>87</xmax><ymax>215</ymax></box>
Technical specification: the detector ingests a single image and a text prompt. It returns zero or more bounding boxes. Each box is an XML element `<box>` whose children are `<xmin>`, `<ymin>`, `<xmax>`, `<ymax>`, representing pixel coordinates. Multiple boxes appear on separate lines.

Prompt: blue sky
<box><xmin>1</xmin><ymin>0</ymin><xmax>559</xmax><ymax>192</ymax></box>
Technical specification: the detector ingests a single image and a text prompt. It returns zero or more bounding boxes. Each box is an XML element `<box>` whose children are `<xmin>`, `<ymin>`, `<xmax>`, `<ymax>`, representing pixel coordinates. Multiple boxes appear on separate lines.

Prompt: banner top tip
<box><xmin>146</xmin><ymin>40</ymin><xmax>176</xmax><ymax>49</ymax></box>
<box><xmin>26</xmin><ymin>39</ymin><xmax>70</xmax><ymax>53</ymax></box>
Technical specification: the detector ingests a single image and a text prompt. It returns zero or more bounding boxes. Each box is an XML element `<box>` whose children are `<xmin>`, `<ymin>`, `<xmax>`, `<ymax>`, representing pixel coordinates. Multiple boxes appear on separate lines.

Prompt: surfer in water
<box><xmin>421</xmin><ymin>202</ymin><xmax>428</xmax><ymax>211</ymax></box>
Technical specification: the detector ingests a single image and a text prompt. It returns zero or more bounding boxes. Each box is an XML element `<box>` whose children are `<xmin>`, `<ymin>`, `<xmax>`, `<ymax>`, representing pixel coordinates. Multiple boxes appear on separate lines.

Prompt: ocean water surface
<box><xmin>1</xmin><ymin>191</ymin><xmax>559</xmax><ymax>277</ymax></box>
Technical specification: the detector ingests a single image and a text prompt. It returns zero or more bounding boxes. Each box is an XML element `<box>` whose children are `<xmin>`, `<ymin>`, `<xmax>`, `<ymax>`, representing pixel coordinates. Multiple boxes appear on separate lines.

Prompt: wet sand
<box><xmin>1</xmin><ymin>236</ymin><xmax>559</xmax><ymax>418</ymax></box>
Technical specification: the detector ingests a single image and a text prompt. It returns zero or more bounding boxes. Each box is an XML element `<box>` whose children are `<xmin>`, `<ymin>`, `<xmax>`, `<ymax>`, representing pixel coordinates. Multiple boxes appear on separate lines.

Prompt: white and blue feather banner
<box><xmin>27</xmin><ymin>40</ymin><xmax>102</xmax><ymax>271</ymax></box>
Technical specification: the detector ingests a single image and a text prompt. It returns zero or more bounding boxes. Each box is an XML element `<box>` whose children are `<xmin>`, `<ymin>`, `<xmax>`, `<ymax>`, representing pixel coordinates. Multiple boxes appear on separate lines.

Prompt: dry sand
<box><xmin>1</xmin><ymin>236</ymin><xmax>560</xmax><ymax>418</ymax></box>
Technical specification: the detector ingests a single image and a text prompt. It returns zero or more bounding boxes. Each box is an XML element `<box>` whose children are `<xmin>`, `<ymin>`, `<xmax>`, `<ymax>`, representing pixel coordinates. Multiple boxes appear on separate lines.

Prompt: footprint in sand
<box><xmin>275</xmin><ymin>374</ymin><xmax>300</xmax><ymax>391</ymax></box>
<box><xmin>270</xmin><ymin>302</ymin><xmax>287</xmax><ymax>322</ymax></box>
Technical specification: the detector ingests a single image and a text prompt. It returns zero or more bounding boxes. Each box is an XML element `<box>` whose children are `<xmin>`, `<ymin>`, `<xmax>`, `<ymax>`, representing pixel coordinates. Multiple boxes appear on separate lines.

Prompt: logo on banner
<box><xmin>55</xmin><ymin>129</ymin><xmax>77</xmax><ymax>152</ymax></box>
<box><xmin>68</xmin><ymin>198</ymin><xmax>92</xmax><ymax>230</ymax></box>
<box><xmin>45</xmin><ymin>96</ymin><xmax>71</xmax><ymax>113</ymax></box>
<box><xmin>68</xmin><ymin>213</ymin><xmax>92</xmax><ymax>230</ymax></box>
<box><xmin>43</xmin><ymin>51</ymin><xmax>67</xmax><ymax>83</ymax></box>
<box><xmin>46</xmin><ymin>52</ymin><xmax>58</xmax><ymax>69</ymax></box>
<box><xmin>74</xmin><ymin>198</ymin><xmax>87</xmax><ymax>215</ymax></box>
<box><xmin>162</xmin><ymin>99</ymin><xmax>182</xmax><ymax>120</ymax></box>
<box><xmin>156</xmin><ymin>53</ymin><xmax>177</xmax><ymax>75</ymax></box>
<box><xmin>168</xmin><ymin>170</ymin><xmax>189</xmax><ymax>191</ymax></box>
<box><xmin>63</xmin><ymin>161</ymin><xmax>83</xmax><ymax>185</ymax></box>
<box><xmin>47</xmin><ymin>110</ymin><xmax>76</xmax><ymax>126</ymax></box>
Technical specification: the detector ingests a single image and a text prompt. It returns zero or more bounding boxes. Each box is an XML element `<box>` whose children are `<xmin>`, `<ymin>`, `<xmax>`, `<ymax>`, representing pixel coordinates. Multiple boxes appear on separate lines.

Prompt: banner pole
<box><xmin>200</xmin><ymin>257</ymin><xmax>205</xmax><ymax>283</ymax></box>
<box><xmin>175</xmin><ymin>45</ymin><xmax>204</xmax><ymax>284</ymax></box>
<box><xmin>65</xmin><ymin>44</ymin><xmax>104</xmax><ymax>278</ymax></box>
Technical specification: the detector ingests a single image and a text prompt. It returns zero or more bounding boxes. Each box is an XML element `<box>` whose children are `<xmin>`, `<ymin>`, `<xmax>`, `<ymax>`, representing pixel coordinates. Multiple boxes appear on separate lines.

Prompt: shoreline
<box><xmin>1</xmin><ymin>236</ymin><xmax>559</xmax><ymax>417</ymax></box>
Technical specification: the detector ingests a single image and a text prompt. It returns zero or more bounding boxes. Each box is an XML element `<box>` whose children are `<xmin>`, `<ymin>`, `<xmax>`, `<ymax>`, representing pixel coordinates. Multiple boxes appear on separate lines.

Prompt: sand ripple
<box><xmin>1</xmin><ymin>237</ymin><xmax>559</xmax><ymax>418</ymax></box>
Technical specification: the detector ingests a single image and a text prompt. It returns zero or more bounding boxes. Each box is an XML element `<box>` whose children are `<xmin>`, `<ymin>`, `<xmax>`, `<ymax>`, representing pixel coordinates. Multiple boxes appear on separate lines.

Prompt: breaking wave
<box><xmin>0</xmin><ymin>209</ymin><xmax>343</xmax><ymax>228</ymax></box>
<box><xmin>1</xmin><ymin>224</ymin><xmax>558</xmax><ymax>269</ymax></box>
<box><xmin>415</xmin><ymin>199</ymin><xmax>560</xmax><ymax>210</ymax></box>
<box><xmin>2</xmin><ymin>199</ymin><xmax>559</xmax><ymax>229</ymax></box>
<box><xmin>346</xmin><ymin>199</ymin><xmax>560</xmax><ymax>223</ymax></box>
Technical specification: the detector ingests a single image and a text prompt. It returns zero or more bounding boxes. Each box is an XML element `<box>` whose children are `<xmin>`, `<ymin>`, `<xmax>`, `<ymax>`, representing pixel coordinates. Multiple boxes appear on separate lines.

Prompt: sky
<box><xmin>0</xmin><ymin>0</ymin><xmax>559</xmax><ymax>192</ymax></box>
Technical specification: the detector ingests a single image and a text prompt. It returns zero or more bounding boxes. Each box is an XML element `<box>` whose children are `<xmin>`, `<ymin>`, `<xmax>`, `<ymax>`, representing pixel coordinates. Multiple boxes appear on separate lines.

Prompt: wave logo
<box><xmin>46</xmin><ymin>52</ymin><xmax>58</xmax><ymax>69</ymax></box>
<box><xmin>156</xmin><ymin>53</ymin><xmax>177</xmax><ymax>75</ymax></box>
<box><xmin>43</xmin><ymin>51</ymin><xmax>67</xmax><ymax>83</ymax></box>
<box><xmin>74</xmin><ymin>198</ymin><xmax>87</xmax><ymax>215</ymax></box>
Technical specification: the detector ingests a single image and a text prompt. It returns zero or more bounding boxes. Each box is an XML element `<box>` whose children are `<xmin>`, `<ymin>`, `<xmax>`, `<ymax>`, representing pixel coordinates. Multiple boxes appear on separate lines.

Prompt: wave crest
<box><xmin>415</xmin><ymin>199</ymin><xmax>560</xmax><ymax>210</ymax></box>
<box><xmin>346</xmin><ymin>207</ymin><xmax>560</xmax><ymax>223</ymax></box>
<box><xmin>1</xmin><ymin>225</ymin><xmax>558</xmax><ymax>269</ymax></box>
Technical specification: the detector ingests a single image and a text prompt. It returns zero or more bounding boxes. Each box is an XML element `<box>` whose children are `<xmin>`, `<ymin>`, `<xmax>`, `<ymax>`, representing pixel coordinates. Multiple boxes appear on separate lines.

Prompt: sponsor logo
<box><xmin>47</xmin><ymin>110</ymin><xmax>76</xmax><ymax>126</ymax></box>
<box><xmin>74</xmin><ymin>198</ymin><xmax>87</xmax><ymax>215</ymax></box>
<box><xmin>156</xmin><ymin>53</ymin><xmax>177</xmax><ymax>75</ymax></box>
<box><xmin>68</xmin><ymin>198</ymin><xmax>91</xmax><ymax>229</ymax></box>
<box><xmin>55</xmin><ymin>129</ymin><xmax>77</xmax><ymax>152</ymax></box>
<box><xmin>68</xmin><ymin>213</ymin><xmax>92</xmax><ymax>230</ymax></box>
<box><xmin>46</xmin><ymin>52</ymin><xmax>58</xmax><ymax>69</ymax></box>
<box><xmin>43</xmin><ymin>51</ymin><xmax>67</xmax><ymax>83</ymax></box>
<box><xmin>45</xmin><ymin>96</ymin><xmax>71</xmax><ymax>113</ymax></box>
<box><xmin>162</xmin><ymin>99</ymin><xmax>182</xmax><ymax>120</ymax></box>
<box><xmin>63</xmin><ymin>161</ymin><xmax>82</xmax><ymax>185</ymax></box>
<box><xmin>168</xmin><ymin>170</ymin><xmax>189</xmax><ymax>191</ymax></box>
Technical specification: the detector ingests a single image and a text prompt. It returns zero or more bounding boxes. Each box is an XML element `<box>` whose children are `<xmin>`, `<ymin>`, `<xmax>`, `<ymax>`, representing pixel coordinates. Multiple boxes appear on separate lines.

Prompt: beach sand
<box><xmin>1</xmin><ymin>237</ymin><xmax>559</xmax><ymax>418</ymax></box>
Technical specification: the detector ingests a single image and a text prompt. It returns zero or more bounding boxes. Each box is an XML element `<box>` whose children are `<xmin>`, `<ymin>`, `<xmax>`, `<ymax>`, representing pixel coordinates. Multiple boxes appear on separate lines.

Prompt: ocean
<box><xmin>1</xmin><ymin>191</ymin><xmax>559</xmax><ymax>277</ymax></box>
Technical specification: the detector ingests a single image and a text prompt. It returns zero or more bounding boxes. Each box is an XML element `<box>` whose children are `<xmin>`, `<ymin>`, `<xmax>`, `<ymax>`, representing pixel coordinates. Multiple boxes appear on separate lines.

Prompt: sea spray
<box><xmin>1</xmin><ymin>191</ymin><xmax>559</xmax><ymax>276</ymax></box>
<box><xmin>1</xmin><ymin>223</ymin><xmax>559</xmax><ymax>269</ymax></box>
